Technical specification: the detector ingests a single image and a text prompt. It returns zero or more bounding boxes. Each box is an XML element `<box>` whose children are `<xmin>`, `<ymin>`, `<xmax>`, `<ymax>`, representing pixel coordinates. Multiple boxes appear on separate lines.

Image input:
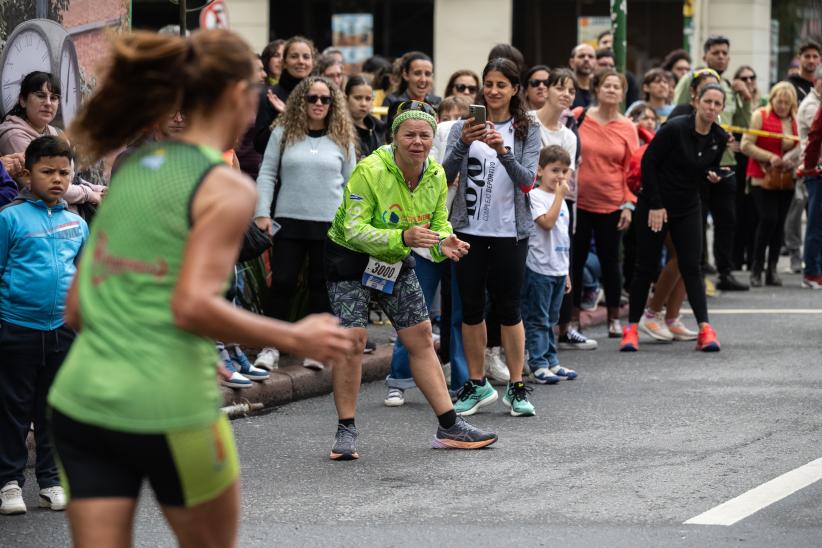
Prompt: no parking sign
<box><xmin>200</xmin><ymin>0</ymin><xmax>229</xmax><ymax>29</ymax></box>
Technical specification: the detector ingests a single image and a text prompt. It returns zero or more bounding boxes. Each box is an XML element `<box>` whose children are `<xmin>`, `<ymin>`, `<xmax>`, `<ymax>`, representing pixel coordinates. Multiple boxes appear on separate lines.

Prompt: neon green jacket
<box><xmin>327</xmin><ymin>145</ymin><xmax>452</xmax><ymax>263</ymax></box>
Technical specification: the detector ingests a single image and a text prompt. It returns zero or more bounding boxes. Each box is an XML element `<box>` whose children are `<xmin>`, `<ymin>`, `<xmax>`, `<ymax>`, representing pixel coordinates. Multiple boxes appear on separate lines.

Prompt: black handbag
<box><xmin>238</xmin><ymin>222</ymin><xmax>272</xmax><ymax>262</ymax></box>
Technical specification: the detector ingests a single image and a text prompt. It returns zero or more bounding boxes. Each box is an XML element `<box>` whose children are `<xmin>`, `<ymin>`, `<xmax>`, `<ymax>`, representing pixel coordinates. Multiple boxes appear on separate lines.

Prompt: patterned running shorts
<box><xmin>327</xmin><ymin>268</ymin><xmax>429</xmax><ymax>330</ymax></box>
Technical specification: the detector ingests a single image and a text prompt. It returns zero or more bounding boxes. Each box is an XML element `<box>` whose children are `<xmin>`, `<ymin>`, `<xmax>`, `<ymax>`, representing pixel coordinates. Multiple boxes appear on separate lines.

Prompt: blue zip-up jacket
<box><xmin>0</xmin><ymin>189</ymin><xmax>88</xmax><ymax>330</ymax></box>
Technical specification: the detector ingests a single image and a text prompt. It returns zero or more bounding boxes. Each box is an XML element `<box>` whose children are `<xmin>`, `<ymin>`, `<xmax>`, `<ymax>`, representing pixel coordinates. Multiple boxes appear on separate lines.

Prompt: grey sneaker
<box><xmin>432</xmin><ymin>416</ymin><xmax>498</xmax><ymax>449</ymax></box>
<box><xmin>329</xmin><ymin>424</ymin><xmax>359</xmax><ymax>461</ymax></box>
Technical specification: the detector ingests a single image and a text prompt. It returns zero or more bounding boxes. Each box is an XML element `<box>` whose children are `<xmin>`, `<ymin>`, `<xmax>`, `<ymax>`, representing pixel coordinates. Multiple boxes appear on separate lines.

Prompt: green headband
<box><xmin>391</xmin><ymin>110</ymin><xmax>437</xmax><ymax>135</ymax></box>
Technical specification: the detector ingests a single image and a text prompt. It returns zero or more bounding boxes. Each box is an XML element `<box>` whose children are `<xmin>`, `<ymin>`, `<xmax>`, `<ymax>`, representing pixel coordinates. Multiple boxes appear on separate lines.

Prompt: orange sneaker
<box><xmin>619</xmin><ymin>324</ymin><xmax>639</xmax><ymax>352</ymax></box>
<box><xmin>696</xmin><ymin>324</ymin><xmax>721</xmax><ymax>352</ymax></box>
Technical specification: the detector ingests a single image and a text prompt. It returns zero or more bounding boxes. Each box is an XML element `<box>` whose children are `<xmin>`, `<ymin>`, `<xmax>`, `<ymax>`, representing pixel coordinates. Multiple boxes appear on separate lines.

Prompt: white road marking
<box><xmin>681</xmin><ymin>309</ymin><xmax>822</xmax><ymax>315</ymax></box>
<box><xmin>685</xmin><ymin>458</ymin><xmax>822</xmax><ymax>526</ymax></box>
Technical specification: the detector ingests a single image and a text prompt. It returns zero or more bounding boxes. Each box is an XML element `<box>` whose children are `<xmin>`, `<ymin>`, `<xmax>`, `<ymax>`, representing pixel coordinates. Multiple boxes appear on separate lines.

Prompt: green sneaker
<box><xmin>454</xmin><ymin>380</ymin><xmax>498</xmax><ymax>416</ymax></box>
<box><xmin>502</xmin><ymin>382</ymin><xmax>535</xmax><ymax>417</ymax></box>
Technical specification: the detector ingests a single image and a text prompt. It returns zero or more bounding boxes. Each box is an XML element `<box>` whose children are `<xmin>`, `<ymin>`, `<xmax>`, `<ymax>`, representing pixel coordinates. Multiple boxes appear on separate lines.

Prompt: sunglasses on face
<box><xmin>397</xmin><ymin>100</ymin><xmax>437</xmax><ymax>117</ymax></box>
<box><xmin>529</xmin><ymin>79</ymin><xmax>550</xmax><ymax>88</ymax></box>
<box><xmin>454</xmin><ymin>83</ymin><xmax>478</xmax><ymax>94</ymax></box>
<box><xmin>305</xmin><ymin>94</ymin><xmax>332</xmax><ymax>105</ymax></box>
<box><xmin>739</xmin><ymin>75</ymin><xmax>756</xmax><ymax>82</ymax></box>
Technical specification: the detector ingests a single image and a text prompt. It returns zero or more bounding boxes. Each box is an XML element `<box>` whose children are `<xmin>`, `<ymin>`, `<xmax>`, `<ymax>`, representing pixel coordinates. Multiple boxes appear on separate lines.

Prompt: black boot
<box><xmin>765</xmin><ymin>265</ymin><xmax>782</xmax><ymax>286</ymax></box>
<box><xmin>717</xmin><ymin>272</ymin><xmax>750</xmax><ymax>291</ymax></box>
<box><xmin>749</xmin><ymin>269</ymin><xmax>763</xmax><ymax>288</ymax></box>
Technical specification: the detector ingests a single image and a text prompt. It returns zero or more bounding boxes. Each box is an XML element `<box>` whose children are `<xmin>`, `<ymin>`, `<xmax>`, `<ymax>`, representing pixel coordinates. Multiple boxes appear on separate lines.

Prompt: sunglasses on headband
<box><xmin>397</xmin><ymin>100</ymin><xmax>437</xmax><ymax>117</ymax></box>
<box><xmin>692</xmin><ymin>68</ymin><xmax>721</xmax><ymax>81</ymax></box>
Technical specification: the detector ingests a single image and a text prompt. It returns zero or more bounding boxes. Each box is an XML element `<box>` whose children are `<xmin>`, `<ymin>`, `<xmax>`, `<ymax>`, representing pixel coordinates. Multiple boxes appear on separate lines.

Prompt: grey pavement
<box><xmin>4</xmin><ymin>272</ymin><xmax>822</xmax><ymax>547</ymax></box>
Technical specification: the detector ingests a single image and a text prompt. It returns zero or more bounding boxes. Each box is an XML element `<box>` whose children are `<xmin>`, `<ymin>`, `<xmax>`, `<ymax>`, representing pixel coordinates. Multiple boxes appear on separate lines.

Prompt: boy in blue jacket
<box><xmin>0</xmin><ymin>136</ymin><xmax>87</xmax><ymax>515</ymax></box>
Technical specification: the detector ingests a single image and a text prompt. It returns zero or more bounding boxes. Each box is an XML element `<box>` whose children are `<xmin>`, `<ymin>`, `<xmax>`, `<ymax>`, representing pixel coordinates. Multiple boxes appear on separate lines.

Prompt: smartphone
<box><xmin>270</xmin><ymin>219</ymin><xmax>282</xmax><ymax>237</ymax></box>
<box><xmin>718</xmin><ymin>167</ymin><xmax>735</xmax><ymax>180</ymax></box>
<box><xmin>468</xmin><ymin>104</ymin><xmax>486</xmax><ymax>125</ymax></box>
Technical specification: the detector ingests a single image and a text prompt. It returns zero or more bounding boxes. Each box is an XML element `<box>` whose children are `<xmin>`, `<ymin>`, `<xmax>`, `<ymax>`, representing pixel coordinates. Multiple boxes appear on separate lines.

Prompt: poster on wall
<box><xmin>331</xmin><ymin>13</ymin><xmax>373</xmax><ymax>67</ymax></box>
<box><xmin>577</xmin><ymin>15</ymin><xmax>611</xmax><ymax>47</ymax></box>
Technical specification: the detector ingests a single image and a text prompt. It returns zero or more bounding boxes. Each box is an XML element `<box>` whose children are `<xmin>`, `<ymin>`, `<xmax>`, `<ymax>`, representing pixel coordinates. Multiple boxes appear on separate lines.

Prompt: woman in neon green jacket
<box><xmin>324</xmin><ymin>101</ymin><xmax>498</xmax><ymax>461</ymax></box>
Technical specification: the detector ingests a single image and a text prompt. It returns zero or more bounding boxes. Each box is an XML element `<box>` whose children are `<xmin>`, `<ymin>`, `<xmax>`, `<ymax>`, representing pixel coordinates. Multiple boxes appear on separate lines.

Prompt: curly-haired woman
<box><xmin>254</xmin><ymin>75</ymin><xmax>357</xmax><ymax>370</ymax></box>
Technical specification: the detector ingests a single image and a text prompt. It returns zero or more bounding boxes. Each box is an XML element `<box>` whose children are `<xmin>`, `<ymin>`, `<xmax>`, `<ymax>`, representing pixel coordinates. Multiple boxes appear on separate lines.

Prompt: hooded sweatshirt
<box><xmin>0</xmin><ymin>115</ymin><xmax>103</xmax><ymax>208</ymax></box>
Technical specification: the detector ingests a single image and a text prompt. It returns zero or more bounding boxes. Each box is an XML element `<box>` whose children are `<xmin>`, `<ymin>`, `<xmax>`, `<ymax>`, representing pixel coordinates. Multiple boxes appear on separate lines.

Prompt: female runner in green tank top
<box><xmin>47</xmin><ymin>30</ymin><xmax>355</xmax><ymax>548</ymax></box>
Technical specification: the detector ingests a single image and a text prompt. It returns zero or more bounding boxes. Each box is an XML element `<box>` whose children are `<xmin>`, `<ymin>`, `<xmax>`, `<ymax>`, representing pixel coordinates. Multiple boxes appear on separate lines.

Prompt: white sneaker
<box><xmin>222</xmin><ymin>370</ymin><xmax>252</xmax><ymax>389</ymax></box>
<box><xmin>667</xmin><ymin>316</ymin><xmax>698</xmax><ymax>341</ymax></box>
<box><xmin>484</xmin><ymin>347</ymin><xmax>510</xmax><ymax>385</ymax></box>
<box><xmin>638</xmin><ymin>310</ymin><xmax>674</xmax><ymax>342</ymax></box>
<box><xmin>383</xmin><ymin>388</ymin><xmax>405</xmax><ymax>407</ymax></box>
<box><xmin>302</xmin><ymin>358</ymin><xmax>325</xmax><ymax>371</ymax></box>
<box><xmin>558</xmin><ymin>327</ymin><xmax>598</xmax><ymax>350</ymax></box>
<box><xmin>0</xmin><ymin>481</ymin><xmax>26</xmax><ymax>515</ymax></box>
<box><xmin>254</xmin><ymin>347</ymin><xmax>279</xmax><ymax>370</ymax></box>
<box><xmin>39</xmin><ymin>486</ymin><xmax>66</xmax><ymax>511</ymax></box>
<box><xmin>608</xmin><ymin>319</ymin><xmax>623</xmax><ymax>338</ymax></box>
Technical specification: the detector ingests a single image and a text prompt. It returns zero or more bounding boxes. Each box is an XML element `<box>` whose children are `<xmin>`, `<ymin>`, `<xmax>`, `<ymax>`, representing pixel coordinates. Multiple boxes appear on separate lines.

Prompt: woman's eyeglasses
<box><xmin>739</xmin><ymin>75</ymin><xmax>756</xmax><ymax>82</ymax></box>
<box><xmin>529</xmin><ymin>79</ymin><xmax>550</xmax><ymax>88</ymax></box>
<box><xmin>397</xmin><ymin>100</ymin><xmax>437</xmax><ymax>116</ymax></box>
<box><xmin>454</xmin><ymin>83</ymin><xmax>477</xmax><ymax>94</ymax></box>
<box><xmin>305</xmin><ymin>94</ymin><xmax>332</xmax><ymax>105</ymax></box>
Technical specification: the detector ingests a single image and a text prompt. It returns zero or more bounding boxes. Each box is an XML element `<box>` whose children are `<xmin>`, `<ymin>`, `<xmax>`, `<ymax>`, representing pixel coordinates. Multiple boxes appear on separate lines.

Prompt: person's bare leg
<box><xmin>399</xmin><ymin>321</ymin><xmax>452</xmax><ymax>415</ymax></box>
<box><xmin>66</xmin><ymin>498</ymin><xmax>137</xmax><ymax>548</ymax></box>
<box><xmin>649</xmin><ymin>258</ymin><xmax>681</xmax><ymax>313</ymax></box>
<box><xmin>332</xmin><ymin>327</ymin><xmax>368</xmax><ymax>420</ymax></box>
<box><xmin>461</xmin><ymin>321</ymin><xmax>487</xmax><ymax>380</ymax></box>
<box><xmin>665</xmin><ymin>279</ymin><xmax>687</xmax><ymax>320</ymax></box>
<box><xmin>162</xmin><ymin>481</ymin><xmax>240</xmax><ymax>548</ymax></box>
<box><xmin>501</xmin><ymin>322</ymin><xmax>525</xmax><ymax>383</ymax></box>
<box><xmin>607</xmin><ymin>306</ymin><xmax>621</xmax><ymax>321</ymax></box>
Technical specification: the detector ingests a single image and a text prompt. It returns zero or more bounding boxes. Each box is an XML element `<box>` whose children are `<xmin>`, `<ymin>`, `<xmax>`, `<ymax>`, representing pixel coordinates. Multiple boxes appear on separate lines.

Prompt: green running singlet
<box><xmin>49</xmin><ymin>141</ymin><xmax>226</xmax><ymax>433</ymax></box>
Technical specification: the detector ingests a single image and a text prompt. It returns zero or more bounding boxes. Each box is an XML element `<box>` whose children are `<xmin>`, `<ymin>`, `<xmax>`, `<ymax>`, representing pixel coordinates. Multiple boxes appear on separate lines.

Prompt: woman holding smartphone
<box><xmin>254</xmin><ymin>76</ymin><xmax>357</xmax><ymax>370</ymax></box>
<box><xmin>443</xmin><ymin>57</ymin><xmax>541</xmax><ymax>417</ymax></box>
<box><xmin>621</xmin><ymin>84</ymin><xmax>728</xmax><ymax>352</ymax></box>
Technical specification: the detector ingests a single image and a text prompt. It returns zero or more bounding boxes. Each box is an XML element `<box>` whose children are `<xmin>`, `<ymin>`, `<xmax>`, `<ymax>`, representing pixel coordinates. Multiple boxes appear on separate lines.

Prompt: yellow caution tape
<box><xmin>720</xmin><ymin>124</ymin><xmax>800</xmax><ymax>141</ymax></box>
<box><xmin>371</xmin><ymin>106</ymin><xmax>389</xmax><ymax>118</ymax></box>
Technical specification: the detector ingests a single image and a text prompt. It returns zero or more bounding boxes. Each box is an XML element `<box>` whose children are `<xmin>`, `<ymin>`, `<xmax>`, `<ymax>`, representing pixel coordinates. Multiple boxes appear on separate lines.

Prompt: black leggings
<box><xmin>558</xmin><ymin>199</ymin><xmax>576</xmax><ymax>325</ymax></box>
<box><xmin>751</xmin><ymin>186</ymin><xmax>793</xmax><ymax>271</ymax></box>
<box><xmin>455</xmin><ymin>233</ymin><xmax>528</xmax><ymax>326</ymax></box>
<box><xmin>629</xmin><ymin>200</ymin><xmax>708</xmax><ymax>324</ymax></box>
<box><xmin>571</xmin><ymin>209</ymin><xmax>622</xmax><ymax>309</ymax></box>
<box><xmin>267</xmin><ymin>237</ymin><xmax>329</xmax><ymax>320</ymax></box>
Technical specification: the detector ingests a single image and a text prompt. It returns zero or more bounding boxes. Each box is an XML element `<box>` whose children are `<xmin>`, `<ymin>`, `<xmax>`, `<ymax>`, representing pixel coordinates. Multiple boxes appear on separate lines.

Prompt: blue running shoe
<box><xmin>220</xmin><ymin>355</ymin><xmax>252</xmax><ymax>389</ymax></box>
<box><xmin>502</xmin><ymin>381</ymin><xmax>536</xmax><ymax>417</ymax></box>
<box><xmin>454</xmin><ymin>380</ymin><xmax>498</xmax><ymax>416</ymax></box>
<box><xmin>531</xmin><ymin>367</ymin><xmax>562</xmax><ymax>384</ymax></box>
<box><xmin>548</xmin><ymin>365</ymin><xmax>577</xmax><ymax>380</ymax></box>
<box><xmin>231</xmin><ymin>346</ymin><xmax>269</xmax><ymax>381</ymax></box>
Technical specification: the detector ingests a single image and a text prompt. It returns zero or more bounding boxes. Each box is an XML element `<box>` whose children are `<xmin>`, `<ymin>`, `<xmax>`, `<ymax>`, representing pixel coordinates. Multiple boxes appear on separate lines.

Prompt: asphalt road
<box><xmin>4</xmin><ymin>271</ymin><xmax>821</xmax><ymax>547</ymax></box>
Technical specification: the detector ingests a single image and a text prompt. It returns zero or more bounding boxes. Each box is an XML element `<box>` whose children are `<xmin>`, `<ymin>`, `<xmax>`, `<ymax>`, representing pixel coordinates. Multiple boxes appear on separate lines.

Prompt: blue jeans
<box><xmin>804</xmin><ymin>176</ymin><xmax>822</xmax><ymax>276</ymax></box>
<box><xmin>386</xmin><ymin>255</ymin><xmax>469</xmax><ymax>392</ymax></box>
<box><xmin>521</xmin><ymin>268</ymin><xmax>566</xmax><ymax>371</ymax></box>
<box><xmin>583</xmin><ymin>252</ymin><xmax>601</xmax><ymax>291</ymax></box>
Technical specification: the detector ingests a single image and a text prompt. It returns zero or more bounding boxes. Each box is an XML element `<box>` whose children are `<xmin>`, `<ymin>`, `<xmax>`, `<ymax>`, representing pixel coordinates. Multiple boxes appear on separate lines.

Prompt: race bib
<box><xmin>362</xmin><ymin>257</ymin><xmax>402</xmax><ymax>294</ymax></box>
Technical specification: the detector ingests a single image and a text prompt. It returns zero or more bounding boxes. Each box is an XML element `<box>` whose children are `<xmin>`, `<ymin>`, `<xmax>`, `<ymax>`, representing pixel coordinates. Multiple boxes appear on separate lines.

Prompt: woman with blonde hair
<box><xmin>254</xmin><ymin>75</ymin><xmax>357</xmax><ymax>369</ymax></box>
<box><xmin>741</xmin><ymin>81</ymin><xmax>801</xmax><ymax>287</ymax></box>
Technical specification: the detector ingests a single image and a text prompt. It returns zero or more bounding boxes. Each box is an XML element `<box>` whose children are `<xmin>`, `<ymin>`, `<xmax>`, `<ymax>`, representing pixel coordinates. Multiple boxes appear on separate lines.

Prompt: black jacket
<box><xmin>640</xmin><ymin>114</ymin><xmax>727</xmax><ymax>215</ymax></box>
<box><xmin>354</xmin><ymin>114</ymin><xmax>386</xmax><ymax>159</ymax></box>
<box><xmin>253</xmin><ymin>70</ymin><xmax>303</xmax><ymax>154</ymax></box>
<box><xmin>788</xmin><ymin>74</ymin><xmax>813</xmax><ymax>104</ymax></box>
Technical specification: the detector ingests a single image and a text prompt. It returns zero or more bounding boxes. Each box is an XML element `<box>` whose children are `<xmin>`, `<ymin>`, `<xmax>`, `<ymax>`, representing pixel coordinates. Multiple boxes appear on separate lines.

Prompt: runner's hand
<box><xmin>255</xmin><ymin>216</ymin><xmax>273</xmax><ymax>235</ymax></box>
<box><xmin>706</xmin><ymin>170</ymin><xmax>722</xmax><ymax>183</ymax></box>
<box><xmin>617</xmin><ymin>208</ymin><xmax>632</xmax><ymax>231</ymax></box>
<box><xmin>460</xmin><ymin>118</ymin><xmax>488</xmax><ymax>146</ymax></box>
<box><xmin>292</xmin><ymin>313</ymin><xmax>356</xmax><ymax>366</ymax></box>
<box><xmin>440</xmin><ymin>234</ymin><xmax>470</xmax><ymax>262</ymax></box>
<box><xmin>648</xmin><ymin>208</ymin><xmax>667</xmax><ymax>232</ymax></box>
<box><xmin>403</xmin><ymin>224</ymin><xmax>440</xmax><ymax>247</ymax></box>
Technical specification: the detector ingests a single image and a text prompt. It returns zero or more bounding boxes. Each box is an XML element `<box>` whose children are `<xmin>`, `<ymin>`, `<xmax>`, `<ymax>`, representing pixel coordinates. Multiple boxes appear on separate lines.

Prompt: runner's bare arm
<box><xmin>172</xmin><ymin>166</ymin><xmax>355</xmax><ymax>364</ymax></box>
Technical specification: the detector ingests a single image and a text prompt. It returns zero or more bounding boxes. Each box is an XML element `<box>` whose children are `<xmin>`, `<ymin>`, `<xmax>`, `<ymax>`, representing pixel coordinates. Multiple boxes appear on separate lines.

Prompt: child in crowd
<box><xmin>432</xmin><ymin>96</ymin><xmax>470</xmax><ymax>163</ymax></box>
<box><xmin>521</xmin><ymin>145</ymin><xmax>578</xmax><ymax>391</ymax></box>
<box><xmin>0</xmin><ymin>136</ymin><xmax>88</xmax><ymax>515</ymax></box>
